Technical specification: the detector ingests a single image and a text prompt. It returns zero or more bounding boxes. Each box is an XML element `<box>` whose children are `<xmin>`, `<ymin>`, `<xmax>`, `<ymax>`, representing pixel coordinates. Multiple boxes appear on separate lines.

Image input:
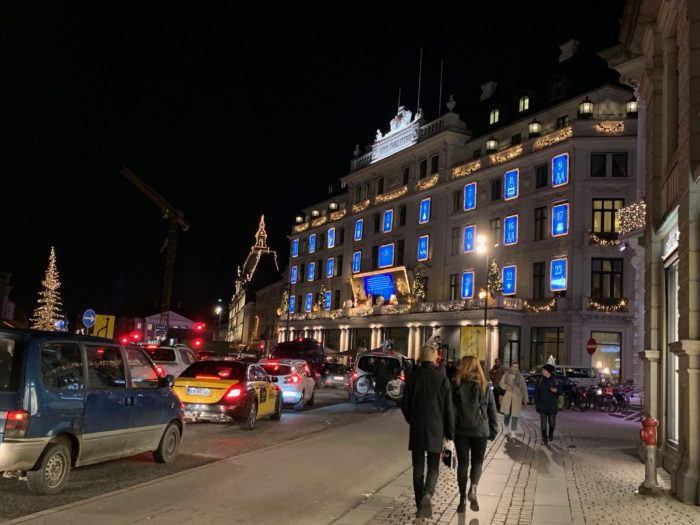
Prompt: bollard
<box><xmin>638</xmin><ymin>415</ymin><xmax>663</xmax><ymax>496</ymax></box>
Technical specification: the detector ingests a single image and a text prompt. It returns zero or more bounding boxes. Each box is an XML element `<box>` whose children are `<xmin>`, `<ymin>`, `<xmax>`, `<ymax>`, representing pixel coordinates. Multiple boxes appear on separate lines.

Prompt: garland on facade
<box><xmin>487</xmin><ymin>258</ymin><xmax>502</xmax><ymax>294</ymax></box>
<box><xmin>589</xmin><ymin>231</ymin><xmax>621</xmax><ymax>246</ymax></box>
<box><xmin>587</xmin><ymin>297</ymin><xmax>628</xmax><ymax>312</ymax></box>
<box><xmin>523</xmin><ymin>298</ymin><xmax>557</xmax><ymax>312</ymax></box>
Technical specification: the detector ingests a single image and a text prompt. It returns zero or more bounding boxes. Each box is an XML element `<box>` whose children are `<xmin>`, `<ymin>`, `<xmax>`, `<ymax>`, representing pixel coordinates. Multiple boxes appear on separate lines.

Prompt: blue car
<box><xmin>0</xmin><ymin>329</ymin><xmax>185</xmax><ymax>494</ymax></box>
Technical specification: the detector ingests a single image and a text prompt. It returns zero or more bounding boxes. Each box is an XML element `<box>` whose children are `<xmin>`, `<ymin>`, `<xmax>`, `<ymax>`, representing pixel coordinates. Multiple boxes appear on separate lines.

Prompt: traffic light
<box><xmin>120</xmin><ymin>335</ymin><xmax>129</xmax><ymax>344</ymax></box>
<box><xmin>192</xmin><ymin>337</ymin><xmax>204</xmax><ymax>349</ymax></box>
<box><xmin>193</xmin><ymin>322</ymin><xmax>206</xmax><ymax>332</ymax></box>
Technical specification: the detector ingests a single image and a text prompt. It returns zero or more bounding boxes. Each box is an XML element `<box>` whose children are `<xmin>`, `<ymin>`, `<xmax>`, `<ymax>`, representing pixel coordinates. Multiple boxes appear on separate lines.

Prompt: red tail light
<box><xmin>399</xmin><ymin>371</ymin><xmax>405</xmax><ymax>382</ymax></box>
<box><xmin>155</xmin><ymin>366</ymin><xmax>165</xmax><ymax>378</ymax></box>
<box><xmin>284</xmin><ymin>374</ymin><xmax>301</xmax><ymax>384</ymax></box>
<box><xmin>224</xmin><ymin>385</ymin><xmax>243</xmax><ymax>399</ymax></box>
<box><xmin>352</xmin><ymin>372</ymin><xmax>358</xmax><ymax>380</ymax></box>
<box><xmin>5</xmin><ymin>410</ymin><xmax>29</xmax><ymax>438</ymax></box>
<box><xmin>195</xmin><ymin>374</ymin><xmax>220</xmax><ymax>380</ymax></box>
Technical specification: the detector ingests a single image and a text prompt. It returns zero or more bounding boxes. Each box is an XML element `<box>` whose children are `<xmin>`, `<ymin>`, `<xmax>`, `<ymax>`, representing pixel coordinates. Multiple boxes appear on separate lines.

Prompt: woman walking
<box><xmin>452</xmin><ymin>356</ymin><xmax>498</xmax><ymax>514</ymax></box>
<box><xmin>534</xmin><ymin>364</ymin><xmax>561</xmax><ymax>444</ymax></box>
<box><xmin>499</xmin><ymin>362</ymin><xmax>528</xmax><ymax>437</ymax></box>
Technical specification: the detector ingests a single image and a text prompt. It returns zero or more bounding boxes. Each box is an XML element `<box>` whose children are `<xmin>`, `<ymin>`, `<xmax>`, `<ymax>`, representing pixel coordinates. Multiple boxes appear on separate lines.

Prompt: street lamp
<box><xmin>214</xmin><ymin>303</ymin><xmax>223</xmax><ymax>341</ymax></box>
<box><xmin>476</xmin><ymin>235</ymin><xmax>490</xmax><ymax>366</ymax></box>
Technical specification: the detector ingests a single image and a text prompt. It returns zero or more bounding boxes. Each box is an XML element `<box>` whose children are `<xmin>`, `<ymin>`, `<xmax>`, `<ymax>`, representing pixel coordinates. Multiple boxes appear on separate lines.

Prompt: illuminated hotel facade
<box><xmin>281</xmin><ymin>85</ymin><xmax>642</xmax><ymax>381</ymax></box>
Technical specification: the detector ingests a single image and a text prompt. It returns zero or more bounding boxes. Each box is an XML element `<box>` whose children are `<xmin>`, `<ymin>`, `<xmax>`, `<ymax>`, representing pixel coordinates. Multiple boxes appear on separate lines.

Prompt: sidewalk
<box><xmin>333</xmin><ymin>407</ymin><xmax>700</xmax><ymax>525</ymax></box>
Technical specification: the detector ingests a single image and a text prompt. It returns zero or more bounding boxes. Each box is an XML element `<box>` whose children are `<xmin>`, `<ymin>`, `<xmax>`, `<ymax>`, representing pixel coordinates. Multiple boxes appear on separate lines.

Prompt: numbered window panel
<box><xmin>461</xmin><ymin>271</ymin><xmax>475</xmax><ymax>299</ymax></box>
<box><xmin>552</xmin><ymin>153</ymin><xmax>569</xmax><ymax>187</ymax></box>
<box><xmin>503</xmin><ymin>169</ymin><xmax>519</xmax><ymax>201</ymax></box>
<box><xmin>307</xmin><ymin>262</ymin><xmax>316</xmax><ymax>282</ymax></box>
<box><xmin>378</xmin><ymin>243</ymin><xmax>395</xmax><ymax>269</ymax></box>
<box><xmin>502</xmin><ymin>265</ymin><xmax>517</xmax><ymax>296</ymax></box>
<box><xmin>383</xmin><ymin>209</ymin><xmax>394</xmax><ymax>232</ymax></box>
<box><xmin>354</xmin><ymin>219</ymin><xmax>364</xmax><ymax>241</ymax></box>
<box><xmin>292</xmin><ymin>239</ymin><xmax>299</xmax><ymax>258</ymax></box>
<box><xmin>417</xmin><ymin>235</ymin><xmax>430</xmax><ymax>262</ymax></box>
<box><xmin>463</xmin><ymin>182</ymin><xmax>477</xmax><ymax>211</ymax></box>
<box><xmin>326</xmin><ymin>257</ymin><xmax>335</xmax><ymax>278</ymax></box>
<box><xmin>289</xmin><ymin>296</ymin><xmax>296</xmax><ymax>314</ymax></box>
<box><xmin>419</xmin><ymin>198</ymin><xmax>431</xmax><ymax>224</ymax></box>
<box><xmin>551</xmin><ymin>202</ymin><xmax>570</xmax><ymax>237</ymax></box>
<box><xmin>503</xmin><ymin>214</ymin><xmax>519</xmax><ymax>246</ymax></box>
<box><xmin>550</xmin><ymin>257</ymin><xmax>568</xmax><ymax>292</ymax></box>
<box><xmin>309</xmin><ymin>234</ymin><xmax>317</xmax><ymax>253</ymax></box>
<box><xmin>327</xmin><ymin>228</ymin><xmax>336</xmax><ymax>249</ymax></box>
<box><xmin>463</xmin><ymin>225</ymin><xmax>476</xmax><ymax>252</ymax></box>
<box><xmin>324</xmin><ymin>291</ymin><xmax>332</xmax><ymax>311</ymax></box>
<box><xmin>352</xmin><ymin>251</ymin><xmax>362</xmax><ymax>273</ymax></box>
<box><xmin>290</xmin><ymin>265</ymin><xmax>298</xmax><ymax>284</ymax></box>
<box><xmin>305</xmin><ymin>293</ymin><xmax>313</xmax><ymax>313</ymax></box>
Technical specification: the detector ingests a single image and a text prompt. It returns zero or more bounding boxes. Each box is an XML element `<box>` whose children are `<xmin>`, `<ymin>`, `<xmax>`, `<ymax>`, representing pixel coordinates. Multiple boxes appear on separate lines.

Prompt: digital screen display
<box><xmin>292</xmin><ymin>239</ymin><xmax>299</xmax><ymax>257</ymax></box>
<box><xmin>417</xmin><ymin>235</ymin><xmax>429</xmax><ymax>261</ymax></box>
<box><xmin>503</xmin><ymin>215</ymin><xmax>518</xmax><ymax>246</ymax></box>
<box><xmin>327</xmin><ymin>227</ymin><xmax>335</xmax><ymax>249</ymax></box>
<box><xmin>378</xmin><ymin>244</ymin><xmax>395</xmax><ymax>268</ymax></box>
<box><xmin>552</xmin><ymin>153</ymin><xmax>569</xmax><ymax>187</ymax></box>
<box><xmin>550</xmin><ymin>258</ymin><xmax>568</xmax><ymax>291</ymax></box>
<box><xmin>324</xmin><ymin>291</ymin><xmax>332</xmax><ymax>310</ymax></box>
<box><xmin>352</xmin><ymin>251</ymin><xmax>361</xmax><ymax>273</ymax></box>
<box><xmin>289</xmin><ymin>296</ymin><xmax>296</xmax><ymax>313</ymax></box>
<box><xmin>551</xmin><ymin>203</ymin><xmax>569</xmax><ymax>237</ymax></box>
<box><xmin>290</xmin><ymin>266</ymin><xmax>298</xmax><ymax>284</ymax></box>
<box><xmin>354</xmin><ymin>219</ymin><xmax>363</xmax><ymax>241</ymax></box>
<box><xmin>363</xmin><ymin>272</ymin><xmax>396</xmax><ymax>301</ymax></box>
<box><xmin>305</xmin><ymin>293</ymin><xmax>313</xmax><ymax>313</ymax></box>
<box><xmin>461</xmin><ymin>271</ymin><xmax>474</xmax><ymax>299</ymax></box>
<box><xmin>464</xmin><ymin>182</ymin><xmax>477</xmax><ymax>211</ymax></box>
<box><xmin>502</xmin><ymin>265</ymin><xmax>517</xmax><ymax>295</ymax></box>
<box><xmin>307</xmin><ymin>262</ymin><xmax>315</xmax><ymax>282</ymax></box>
<box><xmin>326</xmin><ymin>257</ymin><xmax>334</xmax><ymax>278</ymax></box>
<box><xmin>309</xmin><ymin>234</ymin><xmax>316</xmax><ymax>253</ymax></box>
<box><xmin>383</xmin><ymin>209</ymin><xmax>393</xmax><ymax>232</ymax></box>
<box><xmin>463</xmin><ymin>225</ymin><xmax>476</xmax><ymax>252</ymax></box>
<box><xmin>419</xmin><ymin>198</ymin><xmax>431</xmax><ymax>224</ymax></box>
<box><xmin>504</xmin><ymin>169</ymin><xmax>519</xmax><ymax>200</ymax></box>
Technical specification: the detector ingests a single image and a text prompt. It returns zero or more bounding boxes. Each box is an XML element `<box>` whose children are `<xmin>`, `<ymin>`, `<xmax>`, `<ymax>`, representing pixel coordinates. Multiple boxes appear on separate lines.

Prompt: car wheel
<box><xmin>27</xmin><ymin>442</ymin><xmax>72</xmax><ymax>495</ymax></box>
<box><xmin>294</xmin><ymin>390</ymin><xmax>305</xmax><ymax>412</ymax></box>
<box><xmin>307</xmin><ymin>388</ymin><xmax>315</xmax><ymax>406</ymax></box>
<box><xmin>153</xmin><ymin>423</ymin><xmax>181</xmax><ymax>464</ymax></box>
<box><xmin>241</xmin><ymin>401</ymin><xmax>258</xmax><ymax>430</ymax></box>
<box><xmin>270</xmin><ymin>394</ymin><xmax>282</xmax><ymax>421</ymax></box>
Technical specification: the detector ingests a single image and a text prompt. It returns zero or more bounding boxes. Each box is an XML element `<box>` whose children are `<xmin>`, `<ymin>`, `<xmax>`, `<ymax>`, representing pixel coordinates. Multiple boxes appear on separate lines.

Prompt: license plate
<box><xmin>334</xmin><ymin>376</ymin><xmax>344</xmax><ymax>380</ymax></box>
<box><xmin>187</xmin><ymin>387</ymin><xmax>211</xmax><ymax>396</ymax></box>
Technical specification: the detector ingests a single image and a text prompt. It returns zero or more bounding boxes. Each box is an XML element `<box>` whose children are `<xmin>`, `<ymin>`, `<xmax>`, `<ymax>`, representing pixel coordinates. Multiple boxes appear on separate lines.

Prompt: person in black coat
<box><xmin>373</xmin><ymin>357</ymin><xmax>389</xmax><ymax>410</ymax></box>
<box><xmin>534</xmin><ymin>364</ymin><xmax>561</xmax><ymax>444</ymax></box>
<box><xmin>401</xmin><ymin>345</ymin><xmax>455</xmax><ymax>519</ymax></box>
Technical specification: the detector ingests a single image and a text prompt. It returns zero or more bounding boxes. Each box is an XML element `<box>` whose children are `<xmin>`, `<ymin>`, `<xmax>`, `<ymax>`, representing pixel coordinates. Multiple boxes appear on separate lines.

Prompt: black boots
<box><xmin>457</xmin><ymin>495</ymin><xmax>466</xmax><ymax>513</ymax></box>
<box><xmin>468</xmin><ymin>484</ymin><xmax>479</xmax><ymax>512</ymax></box>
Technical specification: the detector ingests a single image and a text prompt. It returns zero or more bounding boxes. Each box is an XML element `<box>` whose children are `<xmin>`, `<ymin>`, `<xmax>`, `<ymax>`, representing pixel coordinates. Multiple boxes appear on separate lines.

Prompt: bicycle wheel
<box><xmin>385</xmin><ymin>378</ymin><xmax>404</xmax><ymax>401</ymax></box>
<box><xmin>354</xmin><ymin>375</ymin><xmax>373</xmax><ymax>396</ymax></box>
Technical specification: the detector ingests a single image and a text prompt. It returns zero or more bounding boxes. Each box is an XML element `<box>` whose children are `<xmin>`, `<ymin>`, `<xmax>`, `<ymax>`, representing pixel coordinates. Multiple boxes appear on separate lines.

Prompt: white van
<box><xmin>530</xmin><ymin>364</ymin><xmax>601</xmax><ymax>387</ymax></box>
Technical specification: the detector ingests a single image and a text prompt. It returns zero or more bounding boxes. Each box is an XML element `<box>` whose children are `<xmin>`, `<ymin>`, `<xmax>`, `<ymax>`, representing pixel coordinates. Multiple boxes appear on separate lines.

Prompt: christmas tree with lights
<box><xmin>487</xmin><ymin>258</ymin><xmax>502</xmax><ymax>295</ymax></box>
<box><xmin>31</xmin><ymin>247</ymin><xmax>65</xmax><ymax>331</ymax></box>
<box><xmin>316</xmin><ymin>284</ymin><xmax>327</xmax><ymax>311</ymax></box>
<box><xmin>279</xmin><ymin>289</ymin><xmax>289</xmax><ymax>315</ymax></box>
<box><xmin>412</xmin><ymin>267</ymin><xmax>426</xmax><ymax>301</ymax></box>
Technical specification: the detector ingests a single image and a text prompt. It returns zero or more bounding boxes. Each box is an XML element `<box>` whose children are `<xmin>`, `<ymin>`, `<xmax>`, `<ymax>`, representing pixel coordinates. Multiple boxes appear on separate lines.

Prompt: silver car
<box><xmin>319</xmin><ymin>363</ymin><xmax>351</xmax><ymax>388</ymax></box>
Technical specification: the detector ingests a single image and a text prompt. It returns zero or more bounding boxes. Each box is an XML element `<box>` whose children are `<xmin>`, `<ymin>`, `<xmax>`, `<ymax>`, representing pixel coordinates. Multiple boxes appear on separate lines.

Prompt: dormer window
<box><xmin>518</xmin><ymin>96</ymin><xmax>529</xmax><ymax>112</ymax></box>
<box><xmin>489</xmin><ymin>108</ymin><xmax>500</xmax><ymax>125</ymax></box>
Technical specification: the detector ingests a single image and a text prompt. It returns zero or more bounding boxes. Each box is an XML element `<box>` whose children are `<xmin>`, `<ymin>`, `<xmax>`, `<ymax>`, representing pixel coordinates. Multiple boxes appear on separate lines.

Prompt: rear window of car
<box><xmin>0</xmin><ymin>335</ymin><xmax>23</xmax><ymax>392</ymax></box>
<box><xmin>357</xmin><ymin>356</ymin><xmax>401</xmax><ymax>375</ymax></box>
<box><xmin>565</xmin><ymin>368</ymin><xmax>596</xmax><ymax>379</ymax></box>
<box><xmin>325</xmin><ymin>364</ymin><xmax>347</xmax><ymax>374</ymax></box>
<box><xmin>179</xmin><ymin>361</ymin><xmax>246</xmax><ymax>380</ymax></box>
<box><xmin>146</xmin><ymin>348</ymin><xmax>176</xmax><ymax>362</ymax></box>
<box><xmin>262</xmin><ymin>364</ymin><xmax>293</xmax><ymax>376</ymax></box>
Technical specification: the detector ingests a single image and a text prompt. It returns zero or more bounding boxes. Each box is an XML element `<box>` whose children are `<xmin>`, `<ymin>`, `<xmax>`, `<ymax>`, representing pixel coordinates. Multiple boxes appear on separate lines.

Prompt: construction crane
<box><xmin>121</xmin><ymin>166</ymin><xmax>190</xmax><ymax>329</ymax></box>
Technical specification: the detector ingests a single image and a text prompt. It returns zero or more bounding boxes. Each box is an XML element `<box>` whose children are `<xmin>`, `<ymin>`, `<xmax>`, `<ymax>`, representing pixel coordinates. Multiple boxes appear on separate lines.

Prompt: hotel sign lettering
<box><xmin>372</xmin><ymin>122</ymin><xmax>420</xmax><ymax>163</ymax></box>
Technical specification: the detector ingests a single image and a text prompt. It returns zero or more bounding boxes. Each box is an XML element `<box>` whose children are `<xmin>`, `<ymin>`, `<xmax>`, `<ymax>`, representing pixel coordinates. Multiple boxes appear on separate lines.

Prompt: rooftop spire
<box><xmin>254</xmin><ymin>214</ymin><xmax>268</xmax><ymax>249</ymax></box>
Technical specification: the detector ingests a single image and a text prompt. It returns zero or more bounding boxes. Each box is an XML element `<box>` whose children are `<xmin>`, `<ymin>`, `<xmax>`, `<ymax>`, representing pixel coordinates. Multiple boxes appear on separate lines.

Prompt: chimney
<box><xmin>480</xmin><ymin>81</ymin><xmax>498</xmax><ymax>102</ymax></box>
<box><xmin>558</xmin><ymin>39</ymin><xmax>580</xmax><ymax>62</ymax></box>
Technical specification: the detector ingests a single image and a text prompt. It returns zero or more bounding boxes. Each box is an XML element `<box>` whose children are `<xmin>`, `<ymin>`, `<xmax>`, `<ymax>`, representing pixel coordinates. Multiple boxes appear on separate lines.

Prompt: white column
<box><xmin>407</xmin><ymin>327</ymin><xmax>415</xmax><ymax>359</ymax></box>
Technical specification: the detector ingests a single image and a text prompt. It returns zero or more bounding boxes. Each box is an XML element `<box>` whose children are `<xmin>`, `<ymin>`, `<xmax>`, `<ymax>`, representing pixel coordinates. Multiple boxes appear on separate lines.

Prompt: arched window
<box><xmin>519</xmin><ymin>96</ymin><xmax>530</xmax><ymax>112</ymax></box>
<box><xmin>489</xmin><ymin>108</ymin><xmax>499</xmax><ymax>125</ymax></box>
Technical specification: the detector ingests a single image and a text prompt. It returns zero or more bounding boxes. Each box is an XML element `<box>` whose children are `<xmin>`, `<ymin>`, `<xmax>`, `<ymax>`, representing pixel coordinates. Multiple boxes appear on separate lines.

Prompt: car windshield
<box><xmin>0</xmin><ymin>334</ymin><xmax>23</xmax><ymax>392</ymax></box>
<box><xmin>261</xmin><ymin>363</ymin><xmax>293</xmax><ymax>376</ymax></box>
<box><xmin>146</xmin><ymin>348</ymin><xmax>176</xmax><ymax>362</ymax></box>
<box><xmin>179</xmin><ymin>361</ymin><xmax>246</xmax><ymax>380</ymax></box>
<box><xmin>357</xmin><ymin>356</ymin><xmax>401</xmax><ymax>375</ymax></box>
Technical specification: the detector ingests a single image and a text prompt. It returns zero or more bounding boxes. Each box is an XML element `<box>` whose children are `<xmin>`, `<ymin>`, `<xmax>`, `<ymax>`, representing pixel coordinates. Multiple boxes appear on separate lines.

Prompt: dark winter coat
<box><xmin>401</xmin><ymin>362</ymin><xmax>455</xmax><ymax>453</ymax></box>
<box><xmin>534</xmin><ymin>375</ymin><xmax>562</xmax><ymax>414</ymax></box>
<box><xmin>374</xmin><ymin>358</ymin><xmax>389</xmax><ymax>390</ymax></box>
<box><xmin>452</xmin><ymin>378</ymin><xmax>499</xmax><ymax>439</ymax></box>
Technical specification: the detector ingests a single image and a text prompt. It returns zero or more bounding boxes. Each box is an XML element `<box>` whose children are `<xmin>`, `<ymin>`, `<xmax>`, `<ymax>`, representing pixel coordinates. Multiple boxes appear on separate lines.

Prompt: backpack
<box><xmin>454</xmin><ymin>380</ymin><xmax>486</xmax><ymax>432</ymax></box>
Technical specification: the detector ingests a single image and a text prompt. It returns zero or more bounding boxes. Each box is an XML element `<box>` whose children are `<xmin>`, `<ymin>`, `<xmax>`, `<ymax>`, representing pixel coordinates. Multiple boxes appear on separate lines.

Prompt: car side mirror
<box><xmin>161</xmin><ymin>374</ymin><xmax>175</xmax><ymax>388</ymax></box>
<box><xmin>269</xmin><ymin>376</ymin><xmax>278</xmax><ymax>383</ymax></box>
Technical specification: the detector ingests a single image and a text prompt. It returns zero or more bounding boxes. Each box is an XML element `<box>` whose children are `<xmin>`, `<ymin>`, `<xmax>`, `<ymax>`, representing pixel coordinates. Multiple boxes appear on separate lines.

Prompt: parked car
<box><xmin>319</xmin><ymin>363</ymin><xmax>351</xmax><ymax>388</ymax></box>
<box><xmin>259</xmin><ymin>358</ymin><xmax>316</xmax><ymax>410</ymax></box>
<box><xmin>529</xmin><ymin>365</ymin><xmax>601</xmax><ymax>387</ymax></box>
<box><xmin>348</xmin><ymin>349</ymin><xmax>406</xmax><ymax>404</ymax></box>
<box><xmin>0</xmin><ymin>329</ymin><xmax>184</xmax><ymax>494</ymax></box>
<box><xmin>144</xmin><ymin>343</ymin><xmax>198</xmax><ymax>377</ymax></box>
<box><xmin>173</xmin><ymin>360</ymin><xmax>282</xmax><ymax>428</ymax></box>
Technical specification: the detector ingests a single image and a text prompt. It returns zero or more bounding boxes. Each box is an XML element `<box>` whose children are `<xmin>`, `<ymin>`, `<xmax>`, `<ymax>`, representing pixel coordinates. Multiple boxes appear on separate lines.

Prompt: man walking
<box><xmin>489</xmin><ymin>358</ymin><xmax>506</xmax><ymax>411</ymax></box>
<box><xmin>373</xmin><ymin>357</ymin><xmax>389</xmax><ymax>410</ymax></box>
<box><xmin>401</xmin><ymin>345</ymin><xmax>455</xmax><ymax>519</ymax></box>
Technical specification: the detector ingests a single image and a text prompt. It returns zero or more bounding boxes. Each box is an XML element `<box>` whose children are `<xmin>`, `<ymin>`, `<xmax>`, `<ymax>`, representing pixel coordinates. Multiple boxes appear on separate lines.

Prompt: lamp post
<box><xmin>476</xmin><ymin>235</ymin><xmax>490</xmax><ymax>366</ymax></box>
<box><xmin>214</xmin><ymin>303</ymin><xmax>223</xmax><ymax>341</ymax></box>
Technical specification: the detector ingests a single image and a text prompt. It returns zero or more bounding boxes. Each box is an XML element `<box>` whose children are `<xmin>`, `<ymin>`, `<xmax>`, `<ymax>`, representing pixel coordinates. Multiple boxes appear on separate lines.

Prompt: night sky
<box><xmin>0</xmin><ymin>1</ymin><xmax>624</xmax><ymax>324</ymax></box>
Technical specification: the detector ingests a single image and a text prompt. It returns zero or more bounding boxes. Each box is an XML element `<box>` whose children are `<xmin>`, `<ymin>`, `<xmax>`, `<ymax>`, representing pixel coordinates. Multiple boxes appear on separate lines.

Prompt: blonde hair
<box><xmin>419</xmin><ymin>345</ymin><xmax>438</xmax><ymax>363</ymax></box>
<box><xmin>454</xmin><ymin>356</ymin><xmax>488</xmax><ymax>393</ymax></box>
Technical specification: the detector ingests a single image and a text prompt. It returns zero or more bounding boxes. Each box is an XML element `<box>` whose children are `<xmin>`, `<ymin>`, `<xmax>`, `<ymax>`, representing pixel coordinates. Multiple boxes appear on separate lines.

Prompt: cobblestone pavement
<box><xmin>334</xmin><ymin>406</ymin><xmax>700</xmax><ymax>525</ymax></box>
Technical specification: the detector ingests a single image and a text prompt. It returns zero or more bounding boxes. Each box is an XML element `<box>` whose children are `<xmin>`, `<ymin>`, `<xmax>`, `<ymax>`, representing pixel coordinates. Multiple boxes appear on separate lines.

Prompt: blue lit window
<box><xmin>551</xmin><ymin>202</ymin><xmax>569</xmax><ymax>237</ymax></box>
<box><xmin>383</xmin><ymin>209</ymin><xmax>394</xmax><ymax>232</ymax></box>
<box><xmin>417</xmin><ymin>235</ymin><xmax>430</xmax><ymax>262</ymax></box>
<box><xmin>502</xmin><ymin>265</ymin><xmax>517</xmax><ymax>295</ymax></box>
<box><xmin>326</xmin><ymin>257</ymin><xmax>334</xmax><ymax>278</ymax></box>
<box><xmin>503</xmin><ymin>214</ymin><xmax>519</xmax><ymax>246</ymax></box>
<box><xmin>292</xmin><ymin>239</ymin><xmax>299</xmax><ymax>258</ymax></box>
<box><xmin>290</xmin><ymin>265</ymin><xmax>298</xmax><ymax>284</ymax></box>
<box><xmin>463</xmin><ymin>225</ymin><xmax>476</xmax><ymax>252</ymax></box>
<box><xmin>327</xmin><ymin>227</ymin><xmax>336</xmax><ymax>249</ymax></box>
<box><xmin>324</xmin><ymin>291</ymin><xmax>332</xmax><ymax>310</ymax></box>
<box><xmin>419</xmin><ymin>198</ymin><xmax>431</xmax><ymax>224</ymax></box>
<box><xmin>309</xmin><ymin>234</ymin><xmax>317</xmax><ymax>253</ymax></box>
<box><xmin>503</xmin><ymin>169</ymin><xmax>519</xmax><ymax>201</ymax></box>
<box><xmin>552</xmin><ymin>153</ymin><xmax>569</xmax><ymax>187</ymax></box>
<box><xmin>354</xmin><ymin>219</ymin><xmax>363</xmax><ymax>241</ymax></box>
<box><xmin>378</xmin><ymin>243</ymin><xmax>395</xmax><ymax>269</ymax></box>
<box><xmin>463</xmin><ymin>182</ymin><xmax>477</xmax><ymax>211</ymax></box>
<box><xmin>305</xmin><ymin>293</ymin><xmax>313</xmax><ymax>313</ymax></box>
<box><xmin>550</xmin><ymin>257</ymin><xmax>568</xmax><ymax>291</ymax></box>
<box><xmin>352</xmin><ymin>251</ymin><xmax>362</xmax><ymax>273</ymax></box>
<box><xmin>461</xmin><ymin>271</ymin><xmax>474</xmax><ymax>299</ymax></box>
<box><xmin>307</xmin><ymin>262</ymin><xmax>316</xmax><ymax>282</ymax></box>
<box><xmin>289</xmin><ymin>295</ymin><xmax>296</xmax><ymax>314</ymax></box>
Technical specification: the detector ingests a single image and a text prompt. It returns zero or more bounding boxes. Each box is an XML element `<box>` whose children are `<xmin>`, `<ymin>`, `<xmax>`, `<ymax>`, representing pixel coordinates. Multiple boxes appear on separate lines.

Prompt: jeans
<box><xmin>540</xmin><ymin>412</ymin><xmax>556</xmax><ymax>438</ymax></box>
<box><xmin>455</xmin><ymin>436</ymin><xmax>488</xmax><ymax>497</ymax></box>
<box><xmin>412</xmin><ymin>451</ymin><xmax>441</xmax><ymax>507</ymax></box>
<box><xmin>504</xmin><ymin>406</ymin><xmax>519</xmax><ymax>431</ymax></box>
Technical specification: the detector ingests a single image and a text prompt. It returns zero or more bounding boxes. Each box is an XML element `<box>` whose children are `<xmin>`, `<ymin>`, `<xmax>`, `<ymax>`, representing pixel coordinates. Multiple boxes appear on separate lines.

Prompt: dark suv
<box><xmin>268</xmin><ymin>339</ymin><xmax>325</xmax><ymax>374</ymax></box>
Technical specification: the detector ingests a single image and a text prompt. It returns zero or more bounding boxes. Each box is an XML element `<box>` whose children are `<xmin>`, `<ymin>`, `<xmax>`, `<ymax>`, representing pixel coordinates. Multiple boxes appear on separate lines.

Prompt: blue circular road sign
<box><xmin>83</xmin><ymin>309</ymin><xmax>96</xmax><ymax>328</ymax></box>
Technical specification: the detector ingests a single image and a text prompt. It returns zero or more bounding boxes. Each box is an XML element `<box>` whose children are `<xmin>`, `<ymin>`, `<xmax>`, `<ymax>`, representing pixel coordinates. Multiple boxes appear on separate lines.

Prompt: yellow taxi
<box><xmin>173</xmin><ymin>360</ymin><xmax>282</xmax><ymax>430</ymax></box>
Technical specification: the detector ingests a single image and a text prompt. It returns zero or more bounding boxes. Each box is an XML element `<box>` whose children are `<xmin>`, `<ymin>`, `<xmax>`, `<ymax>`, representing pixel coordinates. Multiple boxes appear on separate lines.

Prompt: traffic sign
<box><xmin>82</xmin><ymin>309</ymin><xmax>96</xmax><ymax>328</ymax></box>
<box><xmin>586</xmin><ymin>337</ymin><xmax>598</xmax><ymax>355</ymax></box>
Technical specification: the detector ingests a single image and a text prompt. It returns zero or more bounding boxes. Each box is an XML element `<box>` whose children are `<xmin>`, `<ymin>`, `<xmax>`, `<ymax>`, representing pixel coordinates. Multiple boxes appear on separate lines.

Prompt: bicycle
<box><xmin>353</xmin><ymin>372</ymin><xmax>404</xmax><ymax>402</ymax></box>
